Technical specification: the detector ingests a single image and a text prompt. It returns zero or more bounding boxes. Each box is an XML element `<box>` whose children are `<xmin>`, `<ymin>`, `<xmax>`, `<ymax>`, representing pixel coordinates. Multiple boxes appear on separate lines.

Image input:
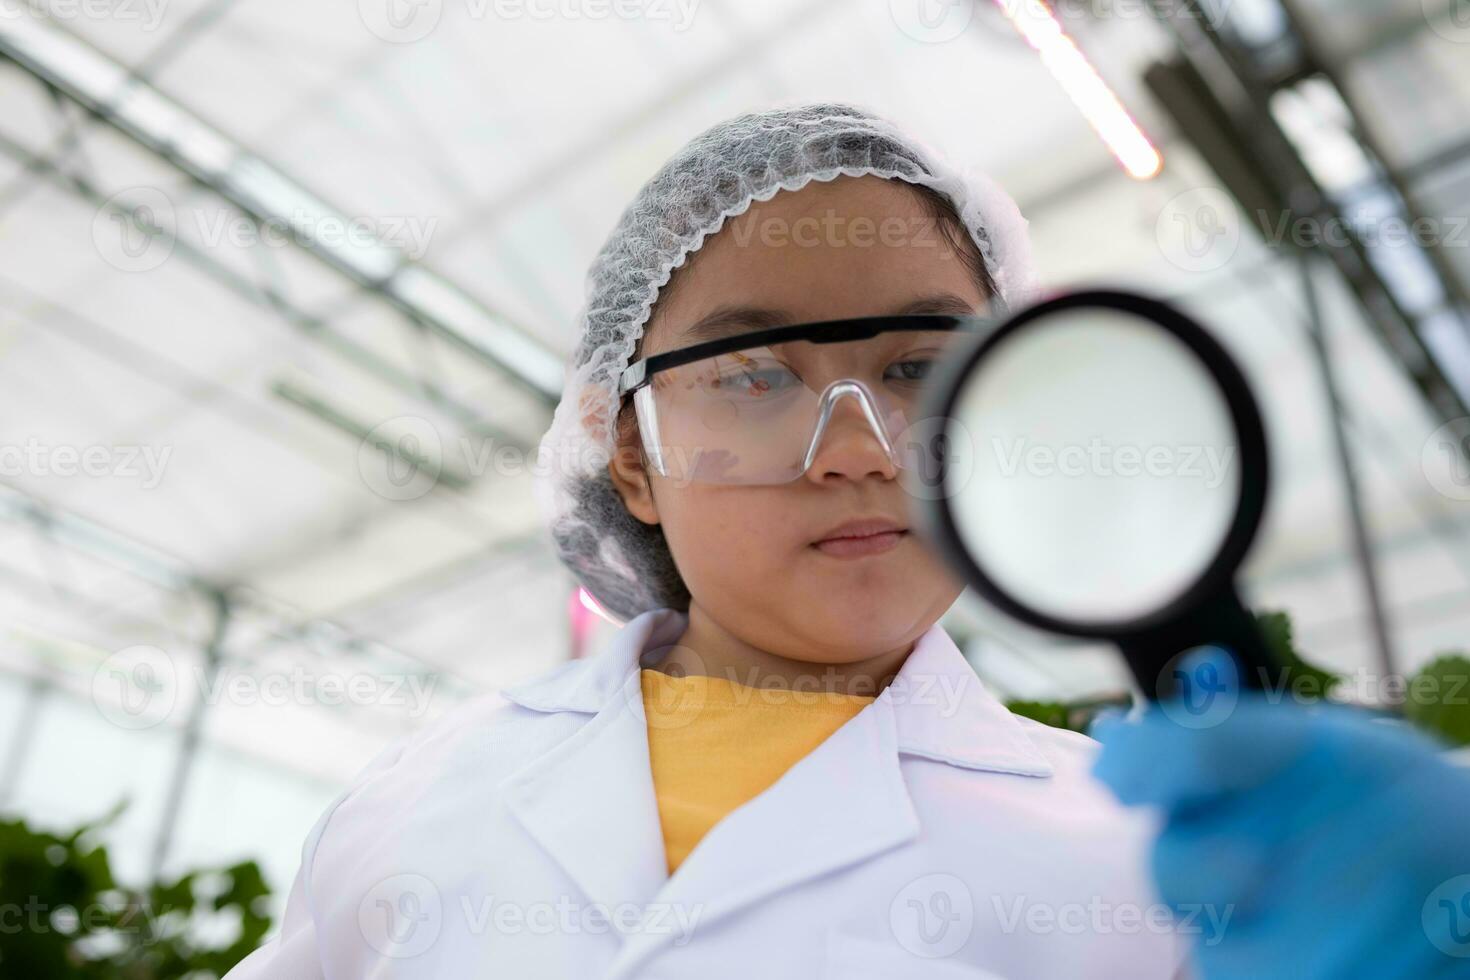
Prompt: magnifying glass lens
<box><xmin>944</xmin><ymin>309</ymin><xmax>1243</xmax><ymax>627</ymax></box>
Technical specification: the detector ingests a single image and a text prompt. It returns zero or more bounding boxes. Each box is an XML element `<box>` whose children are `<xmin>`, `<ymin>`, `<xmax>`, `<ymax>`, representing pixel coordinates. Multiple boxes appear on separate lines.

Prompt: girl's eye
<box><xmin>706</xmin><ymin>364</ymin><xmax>799</xmax><ymax>398</ymax></box>
<box><xmin>885</xmin><ymin>358</ymin><xmax>934</xmax><ymax>384</ymax></box>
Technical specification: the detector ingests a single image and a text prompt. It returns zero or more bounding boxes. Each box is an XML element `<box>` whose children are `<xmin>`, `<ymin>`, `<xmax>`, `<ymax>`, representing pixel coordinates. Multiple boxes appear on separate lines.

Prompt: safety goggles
<box><xmin>616</xmin><ymin>313</ymin><xmax>993</xmax><ymax>486</ymax></box>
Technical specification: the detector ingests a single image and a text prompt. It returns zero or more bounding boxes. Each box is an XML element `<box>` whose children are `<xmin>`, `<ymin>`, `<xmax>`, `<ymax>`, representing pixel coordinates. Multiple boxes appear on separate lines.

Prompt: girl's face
<box><xmin>609</xmin><ymin>176</ymin><xmax>983</xmax><ymax>664</ymax></box>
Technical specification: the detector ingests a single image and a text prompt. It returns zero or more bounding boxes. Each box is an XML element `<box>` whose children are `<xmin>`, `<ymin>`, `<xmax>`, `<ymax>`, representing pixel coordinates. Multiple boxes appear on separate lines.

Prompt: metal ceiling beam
<box><xmin>229</xmin><ymin>527</ymin><xmax>552</xmax><ymax>664</ymax></box>
<box><xmin>1279</xmin><ymin>0</ymin><xmax>1470</xmax><ymax>315</ymax></box>
<box><xmin>424</xmin><ymin>0</ymin><xmax>849</xmax><ymax>255</ymax></box>
<box><xmin>0</xmin><ymin>482</ymin><xmax>483</xmax><ymax>689</ymax></box>
<box><xmin>1144</xmin><ymin>18</ymin><xmax>1469</xmax><ymax>423</ymax></box>
<box><xmin>0</xmin><ymin>0</ymin><xmax>238</xmax><ymax>220</ymax></box>
<box><xmin>0</xmin><ymin>14</ymin><xmax>564</xmax><ymax>404</ymax></box>
<box><xmin>270</xmin><ymin>377</ymin><xmax>475</xmax><ymax>492</ymax></box>
<box><xmin>0</xmin><ymin>128</ymin><xmax>535</xmax><ymax>445</ymax></box>
<box><xmin>1143</xmin><ymin>0</ymin><xmax>1470</xmax><ymax>679</ymax></box>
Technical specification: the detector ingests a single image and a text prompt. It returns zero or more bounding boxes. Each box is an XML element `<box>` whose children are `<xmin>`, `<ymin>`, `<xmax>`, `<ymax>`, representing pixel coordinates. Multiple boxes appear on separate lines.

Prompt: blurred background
<box><xmin>0</xmin><ymin>0</ymin><xmax>1468</xmax><ymax>968</ymax></box>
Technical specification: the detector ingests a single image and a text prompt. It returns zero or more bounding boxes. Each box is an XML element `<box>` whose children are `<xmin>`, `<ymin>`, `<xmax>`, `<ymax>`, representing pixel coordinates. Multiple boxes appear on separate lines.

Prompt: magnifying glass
<box><xmin>911</xmin><ymin>289</ymin><xmax>1282</xmax><ymax>699</ymax></box>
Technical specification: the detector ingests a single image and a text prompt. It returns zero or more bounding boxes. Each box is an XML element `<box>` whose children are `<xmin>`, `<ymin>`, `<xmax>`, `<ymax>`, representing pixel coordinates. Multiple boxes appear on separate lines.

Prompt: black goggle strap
<box><xmin>617</xmin><ymin>312</ymin><xmax>1000</xmax><ymax>397</ymax></box>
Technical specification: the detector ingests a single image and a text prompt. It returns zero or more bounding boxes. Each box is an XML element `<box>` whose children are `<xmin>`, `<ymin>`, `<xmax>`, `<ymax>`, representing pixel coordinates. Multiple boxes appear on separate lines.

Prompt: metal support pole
<box><xmin>1297</xmin><ymin>250</ymin><xmax>1398</xmax><ymax>681</ymax></box>
<box><xmin>0</xmin><ymin>673</ymin><xmax>49</xmax><ymax>809</ymax></box>
<box><xmin>149</xmin><ymin>589</ymin><xmax>230</xmax><ymax>882</ymax></box>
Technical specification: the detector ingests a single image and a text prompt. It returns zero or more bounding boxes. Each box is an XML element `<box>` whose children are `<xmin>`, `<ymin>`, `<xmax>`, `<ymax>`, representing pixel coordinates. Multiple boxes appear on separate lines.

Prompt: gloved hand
<box><xmin>1091</xmin><ymin>651</ymin><xmax>1470</xmax><ymax>980</ymax></box>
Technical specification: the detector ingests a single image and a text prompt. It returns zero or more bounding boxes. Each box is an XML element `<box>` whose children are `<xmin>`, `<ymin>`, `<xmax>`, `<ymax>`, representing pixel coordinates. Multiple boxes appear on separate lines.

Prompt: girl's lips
<box><xmin>811</xmin><ymin>529</ymin><xmax>907</xmax><ymax>558</ymax></box>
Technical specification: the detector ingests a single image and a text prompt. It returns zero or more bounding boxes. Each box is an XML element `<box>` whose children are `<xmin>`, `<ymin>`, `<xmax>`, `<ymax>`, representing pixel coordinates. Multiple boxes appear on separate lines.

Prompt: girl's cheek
<box><xmin>699</xmin><ymin>491</ymin><xmax>774</xmax><ymax>542</ymax></box>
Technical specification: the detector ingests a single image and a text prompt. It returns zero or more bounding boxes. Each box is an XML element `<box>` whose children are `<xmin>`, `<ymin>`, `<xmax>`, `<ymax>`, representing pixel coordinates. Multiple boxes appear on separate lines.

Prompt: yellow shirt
<box><xmin>640</xmin><ymin>668</ymin><xmax>876</xmax><ymax>874</ymax></box>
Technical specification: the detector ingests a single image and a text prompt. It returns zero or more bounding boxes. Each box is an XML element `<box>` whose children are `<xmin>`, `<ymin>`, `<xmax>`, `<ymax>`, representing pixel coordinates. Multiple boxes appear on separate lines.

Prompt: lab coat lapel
<box><xmin>499</xmin><ymin>612</ymin><xmax>679</xmax><ymax>923</ymax></box>
<box><xmin>605</xmin><ymin>682</ymin><xmax>920</xmax><ymax>978</ymax></box>
<box><xmin>603</xmin><ymin>619</ymin><xmax>1054</xmax><ymax>978</ymax></box>
<box><xmin>501</xmin><ymin>611</ymin><xmax>1054</xmax><ymax>977</ymax></box>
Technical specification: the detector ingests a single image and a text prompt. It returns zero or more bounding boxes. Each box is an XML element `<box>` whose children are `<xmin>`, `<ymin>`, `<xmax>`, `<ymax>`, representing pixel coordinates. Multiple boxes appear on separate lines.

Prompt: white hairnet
<box><xmin>533</xmin><ymin>102</ymin><xmax>1039</xmax><ymax>623</ymax></box>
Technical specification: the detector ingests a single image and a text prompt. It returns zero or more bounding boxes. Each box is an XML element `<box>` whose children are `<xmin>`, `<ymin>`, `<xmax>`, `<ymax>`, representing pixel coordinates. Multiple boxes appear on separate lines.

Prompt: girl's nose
<box><xmin>803</xmin><ymin>385</ymin><xmax>900</xmax><ymax>483</ymax></box>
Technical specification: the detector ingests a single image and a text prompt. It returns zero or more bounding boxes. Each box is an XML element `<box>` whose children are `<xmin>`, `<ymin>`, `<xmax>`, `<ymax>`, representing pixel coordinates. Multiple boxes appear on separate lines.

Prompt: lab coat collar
<box><xmin>499</xmin><ymin>608</ymin><xmax>1052</xmax><ymax>977</ymax></box>
<box><xmin>501</xmin><ymin>607</ymin><xmax>1054</xmax><ymax>778</ymax></box>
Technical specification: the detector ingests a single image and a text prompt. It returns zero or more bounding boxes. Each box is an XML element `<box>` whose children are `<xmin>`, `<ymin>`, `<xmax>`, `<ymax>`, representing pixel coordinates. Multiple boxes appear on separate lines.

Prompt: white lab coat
<box><xmin>227</xmin><ymin>608</ymin><xmax>1191</xmax><ymax>979</ymax></box>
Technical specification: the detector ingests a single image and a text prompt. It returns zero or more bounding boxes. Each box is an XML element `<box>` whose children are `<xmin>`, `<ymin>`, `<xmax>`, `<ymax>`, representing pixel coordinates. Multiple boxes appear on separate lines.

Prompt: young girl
<box><xmin>228</xmin><ymin>104</ymin><xmax>1191</xmax><ymax>979</ymax></box>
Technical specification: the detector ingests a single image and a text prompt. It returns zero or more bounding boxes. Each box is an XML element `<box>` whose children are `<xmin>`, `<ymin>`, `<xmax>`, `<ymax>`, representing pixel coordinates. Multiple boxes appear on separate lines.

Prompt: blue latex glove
<box><xmin>1091</xmin><ymin>651</ymin><xmax>1470</xmax><ymax>980</ymax></box>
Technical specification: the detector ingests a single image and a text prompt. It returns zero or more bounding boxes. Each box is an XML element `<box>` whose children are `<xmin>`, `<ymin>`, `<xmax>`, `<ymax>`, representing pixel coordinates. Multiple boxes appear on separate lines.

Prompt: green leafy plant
<box><xmin>1404</xmin><ymin>654</ymin><xmax>1470</xmax><ymax>748</ymax></box>
<box><xmin>0</xmin><ymin>800</ymin><xmax>272</xmax><ymax>979</ymax></box>
<box><xmin>1253</xmin><ymin>610</ymin><xmax>1342</xmax><ymax>699</ymax></box>
<box><xmin>1005</xmin><ymin>609</ymin><xmax>1470</xmax><ymax>748</ymax></box>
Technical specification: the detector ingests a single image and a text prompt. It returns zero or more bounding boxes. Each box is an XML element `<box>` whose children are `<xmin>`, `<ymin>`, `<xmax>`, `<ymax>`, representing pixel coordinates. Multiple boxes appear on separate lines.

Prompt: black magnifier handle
<box><xmin>1115</xmin><ymin>587</ymin><xmax>1282</xmax><ymax>700</ymax></box>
